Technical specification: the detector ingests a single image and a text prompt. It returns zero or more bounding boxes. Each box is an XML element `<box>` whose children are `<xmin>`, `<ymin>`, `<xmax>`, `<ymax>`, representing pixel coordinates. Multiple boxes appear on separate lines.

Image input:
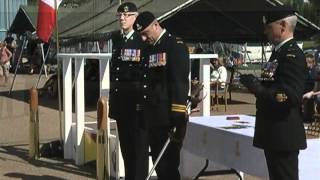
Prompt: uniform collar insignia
<box><xmin>275</xmin><ymin>37</ymin><xmax>293</xmax><ymax>52</ymax></box>
<box><xmin>122</xmin><ymin>30</ymin><xmax>134</xmax><ymax>40</ymax></box>
<box><xmin>153</xmin><ymin>29</ymin><xmax>166</xmax><ymax>46</ymax></box>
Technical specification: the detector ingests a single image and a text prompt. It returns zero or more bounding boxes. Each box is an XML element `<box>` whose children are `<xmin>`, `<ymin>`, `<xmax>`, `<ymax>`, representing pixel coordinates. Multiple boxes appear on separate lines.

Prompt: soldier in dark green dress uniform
<box><xmin>240</xmin><ymin>7</ymin><xmax>307</xmax><ymax>180</ymax></box>
<box><xmin>133</xmin><ymin>11</ymin><xmax>190</xmax><ymax>180</ymax></box>
<box><xmin>108</xmin><ymin>2</ymin><xmax>148</xmax><ymax>179</ymax></box>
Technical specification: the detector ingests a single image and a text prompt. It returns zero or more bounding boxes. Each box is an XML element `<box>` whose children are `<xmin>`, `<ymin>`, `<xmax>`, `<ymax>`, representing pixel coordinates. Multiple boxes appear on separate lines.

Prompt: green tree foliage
<box><xmin>309</xmin><ymin>0</ymin><xmax>320</xmax><ymax>46</ymax></box>
<box><xmin>280</xmin><ymin>0</ymin><xmax>320</xmax><ymax>46</ymax></box>
<box><xmin>309</xmin><ymin>0</ymin><xmax>320</xmax><ymax>7</ymax></box>
<box><xmin>279</xmin><ymin>0</ymin><xmax>319</xmax><ymax>25</ymax></box>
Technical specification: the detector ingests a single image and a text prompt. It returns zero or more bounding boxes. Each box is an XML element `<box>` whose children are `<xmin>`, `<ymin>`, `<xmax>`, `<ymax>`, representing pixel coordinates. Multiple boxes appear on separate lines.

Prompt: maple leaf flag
<box><xmin>37</xmin><ymin>0</ymin><xmax>62</xmax><ymax>43</ymax></box>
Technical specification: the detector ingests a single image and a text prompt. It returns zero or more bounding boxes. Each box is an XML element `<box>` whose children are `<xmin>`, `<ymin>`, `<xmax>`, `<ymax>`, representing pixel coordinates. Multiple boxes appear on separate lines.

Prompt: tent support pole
<box><xmin>9</xmin><ymin>37</ymin><xmax>28</xmax><ymax>95</ymax></box>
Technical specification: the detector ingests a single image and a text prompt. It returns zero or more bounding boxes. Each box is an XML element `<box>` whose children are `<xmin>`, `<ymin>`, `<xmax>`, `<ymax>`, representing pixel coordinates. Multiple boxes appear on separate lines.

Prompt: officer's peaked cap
<box><xmin>133</xmin><ymin>11</ymin><xmax>156</xmax><ymax>32</ymax></box>
<box><xmin>117</xmin><ymin>2</ymin><xmax>137</xmax><ymax>13</ymax></box>
<box><xmin>263</xmin><ymin>5</ymin><xmax>296</xmax><ymax>25</ymax></box>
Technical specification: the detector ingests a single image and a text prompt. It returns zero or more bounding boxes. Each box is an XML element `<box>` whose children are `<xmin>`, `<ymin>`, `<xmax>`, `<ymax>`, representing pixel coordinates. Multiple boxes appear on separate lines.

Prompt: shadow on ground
<box><xmin>0</xmin><ymin>145</ymin><xmax>95</xmax><ymax>179</ymax></box>
<box><xmin>5</xmin><ymin>173</ymin><xmax>65</xmax><ymax>180</ymax></box>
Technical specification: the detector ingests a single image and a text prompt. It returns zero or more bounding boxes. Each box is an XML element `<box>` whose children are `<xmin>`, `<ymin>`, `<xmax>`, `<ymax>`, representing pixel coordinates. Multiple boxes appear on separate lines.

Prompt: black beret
<box><xmin>133</xmin><ymin>11</ymin><xmax>156</xmax><ymax>32</ymax></box>
<box><xmin>117</xmin><ymin>2</ymin><xmax>137</xmax><ymax>13</ymax></box>
<box><xmin>263</xmin><ymin>5</ymin><xmax>296</xmax><ymax>25</ymax></box>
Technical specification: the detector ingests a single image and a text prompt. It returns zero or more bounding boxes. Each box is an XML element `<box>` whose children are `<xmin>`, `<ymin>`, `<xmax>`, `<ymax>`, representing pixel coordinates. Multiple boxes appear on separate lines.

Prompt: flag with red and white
<box><xmin>37</xmin><ymin>0</ymin><xmax>62</xmax><ymax>43</ymax></box>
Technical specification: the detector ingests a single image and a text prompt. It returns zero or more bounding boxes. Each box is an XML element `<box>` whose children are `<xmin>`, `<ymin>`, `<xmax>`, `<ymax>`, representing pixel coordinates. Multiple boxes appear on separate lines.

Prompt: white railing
<box><xmin>190</xmin><ymin>54</ymin><xmax>214</xmax><ymax>116</ymax></box>
<box><xmin>57</xmin><ymin>53</ymin><xmax>213</xmax><ymax>165</ymax></box>
<box><xmin>57</xmin><ymin>53</ymin><xmax>111</xmax><ymax>165</ymax></box>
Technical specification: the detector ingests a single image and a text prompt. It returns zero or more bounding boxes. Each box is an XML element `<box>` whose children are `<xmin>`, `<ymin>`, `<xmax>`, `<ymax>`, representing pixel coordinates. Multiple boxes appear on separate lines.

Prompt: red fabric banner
<box><xmin>36</xmin><ymin>0</ymin><xmax>61</xmax><ymax>43</ymax></box>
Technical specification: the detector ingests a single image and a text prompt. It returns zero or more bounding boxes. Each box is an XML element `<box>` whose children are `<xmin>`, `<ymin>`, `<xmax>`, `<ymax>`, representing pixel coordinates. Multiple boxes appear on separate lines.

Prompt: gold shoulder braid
<box><xmin>305</xmin><ymin>114</ymin><xmax>320</xmax><ymax>139</ymax></box>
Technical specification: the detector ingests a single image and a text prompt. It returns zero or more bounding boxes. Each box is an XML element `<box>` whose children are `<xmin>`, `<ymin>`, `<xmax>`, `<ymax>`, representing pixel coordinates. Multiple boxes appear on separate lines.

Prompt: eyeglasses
<box><xmin>116</xmin><ymin>13</ymin><xmax>136</xmax><ymax>18</ymax></box>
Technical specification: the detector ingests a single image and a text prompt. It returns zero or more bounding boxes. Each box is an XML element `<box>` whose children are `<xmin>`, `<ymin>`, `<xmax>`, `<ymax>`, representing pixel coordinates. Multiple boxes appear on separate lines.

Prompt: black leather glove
<box><xmin>170</xmin><ymin>113</ymin><xmax>188</xmax><ymax>143</ymax></box>
<box><xmin>169</xmin><ymin>122</ymin><xmax>187</xmax><ymax>143</ymax></box>
<box><xmin>239</xmin><ymin>74</ymin><xmax>261</xmax><ymax>95</ymax></box>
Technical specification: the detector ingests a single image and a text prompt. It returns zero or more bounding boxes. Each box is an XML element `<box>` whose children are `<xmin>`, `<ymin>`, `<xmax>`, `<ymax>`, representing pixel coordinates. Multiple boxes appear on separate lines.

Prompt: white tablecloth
<box><xmin>182</xmin><ymin>115</ymin><xmax>320</xmax><ymax>179</ymax></box>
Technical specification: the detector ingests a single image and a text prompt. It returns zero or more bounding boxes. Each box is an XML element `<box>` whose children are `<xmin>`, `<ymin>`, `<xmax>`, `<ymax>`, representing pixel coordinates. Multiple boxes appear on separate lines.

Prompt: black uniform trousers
<box><xmin>148</xmin><ymin>126</ymin><xmax>182</xmax><ymax>180</ymax></box>
<box><xmin>264</xmin><ymin>150</ymin><xmax>299</xmax><ymax>180</ymax></box>
<box><xmin>113</xmin><ymin>97</ymin><xmax>148</xmax><ymax>180</ymax></box>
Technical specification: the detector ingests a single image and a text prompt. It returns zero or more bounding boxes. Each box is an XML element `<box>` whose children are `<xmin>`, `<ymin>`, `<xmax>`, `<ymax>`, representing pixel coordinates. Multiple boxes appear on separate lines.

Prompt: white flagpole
<box><xmin>35</xmin><ymin>43</ymin><xmax>47</xmax><ymax>88</ymax></box>
<box><xmin>41</xmin><ymin>44</ymin><xmax>48</xmax><ymax>78</ymax></box>
<box><xmin>9</xmin><ymin>37</ymin><xmax>28</xmax><ymax>95</ymax></box>
<box><xmin>54</xmin><ymin>0</ymin><xmax>63</xmax><ymax>147</ymax></box>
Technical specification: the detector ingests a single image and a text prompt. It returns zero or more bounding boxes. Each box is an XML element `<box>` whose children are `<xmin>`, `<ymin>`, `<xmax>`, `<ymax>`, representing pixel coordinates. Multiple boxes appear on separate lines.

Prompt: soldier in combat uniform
<box><xmin>240</xmin><ymin>7</ymin><xmax>307</xmax><ymax>180</ymax></box>
<box><xmin>108</xmin><ymin>2</ymin><xmax>147</xmax><ymax>179</ymax></box>
<box><xmin>133</xmin><ymin>11</ymin><xmax>190</xmax><ymax>180</ymax></box>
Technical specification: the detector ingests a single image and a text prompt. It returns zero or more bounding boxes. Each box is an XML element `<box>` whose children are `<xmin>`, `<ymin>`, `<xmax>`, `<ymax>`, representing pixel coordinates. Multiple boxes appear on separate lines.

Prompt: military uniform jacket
<box><xmin>139</xmin><ymin>31</ymin><xmax>189</xmax><ymax>127</ymax></box>
<box><xmin>254</xmin><ymin>39</ymin><xmax>307</xmax><ymax>151</ymax></box>
<box><xmin>109</xmin><ymin>30</ymin><xmax>145</xmax><ymax>120</ymax></box>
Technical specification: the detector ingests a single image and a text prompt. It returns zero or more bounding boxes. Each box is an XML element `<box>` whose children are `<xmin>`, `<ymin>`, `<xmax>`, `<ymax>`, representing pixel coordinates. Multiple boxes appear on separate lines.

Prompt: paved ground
<box><xmin>0</xmin><ymin>74</ymin><xmax>262</xmax><ymax>180</ymax></box>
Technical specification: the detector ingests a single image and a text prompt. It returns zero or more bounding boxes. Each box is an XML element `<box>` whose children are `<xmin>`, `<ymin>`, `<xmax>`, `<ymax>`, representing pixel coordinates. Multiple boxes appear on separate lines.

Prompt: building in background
<box><xmin>0</xmin><ymin>0</ymin><xmax>27</xmax><ymax>40</ymax></box>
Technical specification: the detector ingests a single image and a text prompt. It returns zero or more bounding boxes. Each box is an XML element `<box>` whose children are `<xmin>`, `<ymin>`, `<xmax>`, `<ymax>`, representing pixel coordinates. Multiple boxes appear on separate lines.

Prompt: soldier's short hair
<box><xmin>283</xmin><ymin>15</ymin><xmax>297</xmax><ymax>32</ymax></box>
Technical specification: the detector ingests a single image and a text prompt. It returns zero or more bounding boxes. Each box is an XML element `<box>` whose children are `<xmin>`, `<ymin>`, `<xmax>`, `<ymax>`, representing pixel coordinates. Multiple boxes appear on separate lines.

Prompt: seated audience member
<box><xmin>303</xmin><ymin>54</ymin><xmax>319</xmax><ymax>123</ymax></box>
<box><xmin>305</xmin><ymin>54</ymin><xmax>317</xmax><ymax>92</ymax></box>
<box><xmin>210</xmin><ymin>54</ymin><xmax>227</xmax><ymax>89</ymax></box>
<box><xmin>303</xmin><ymin>65</ymin><xmax>320</xmax><ymax>123</ymax></box>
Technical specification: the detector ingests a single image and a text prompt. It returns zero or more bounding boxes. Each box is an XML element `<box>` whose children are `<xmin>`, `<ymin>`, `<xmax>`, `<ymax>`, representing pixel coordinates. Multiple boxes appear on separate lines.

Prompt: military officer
<box><xmin>240</xmin><ymin>7</ymin><xmax>307</xmax><ymax>180</ymax></box>
<box><xmin>108</xmin><ymin>2</ymin><xmax>148</xmax><ymax>179</ymax></box>
<box><xmin>133</xmin><ymin>11</ymin><xmax>190</xmax><ymax>180</ymax></box>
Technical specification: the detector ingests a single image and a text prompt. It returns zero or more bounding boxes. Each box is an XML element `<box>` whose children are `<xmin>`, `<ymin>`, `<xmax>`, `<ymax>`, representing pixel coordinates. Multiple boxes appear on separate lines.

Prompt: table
<box><xmin>181</xmin><ymin>115</ymin><xmax>320</xmax><ymax>179</ymax></box>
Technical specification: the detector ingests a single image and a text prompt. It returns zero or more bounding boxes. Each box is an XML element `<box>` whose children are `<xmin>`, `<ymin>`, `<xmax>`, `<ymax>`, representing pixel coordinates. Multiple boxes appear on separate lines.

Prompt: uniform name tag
<box><xmin>149</xmin><ymin>52</ymin><xmax>167</xmax><ymax>68</ymax></box>
<box><xmin>121</xmin><ymin>49</ymin><xmax>141</xmax><ymax>62</ymax></box>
